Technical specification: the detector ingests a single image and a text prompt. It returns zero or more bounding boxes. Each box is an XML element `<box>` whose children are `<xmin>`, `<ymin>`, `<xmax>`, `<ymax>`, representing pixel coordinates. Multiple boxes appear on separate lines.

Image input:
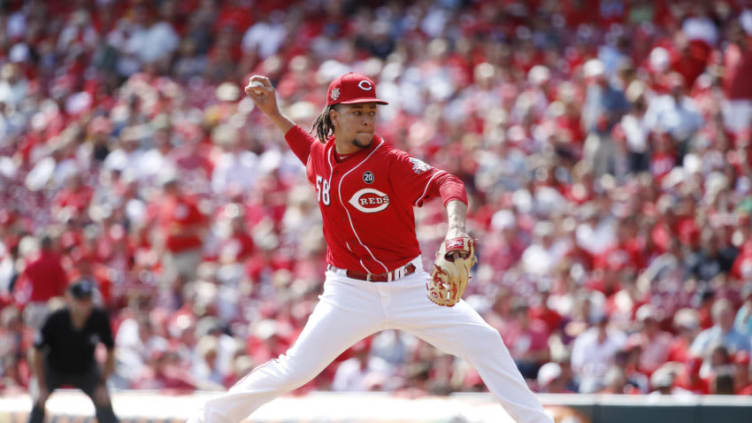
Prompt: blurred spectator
<box><xmin>733</xmin><ymin>351</ymin><xmax>752</xmax><ymax>394</ymax></box>
<box><xmin>710</xmin><ymin>368</ymin><xmax>737</xmax><ymax>395</ymax></box>
<box><xmin>701</xmin><ymin>343</ymin><xmax>736</xmax><ymax>383</ymax></box>
<box><xmin>0</xmin><ymin>64</ymin><xmax>27</xmax><ymax>108</ymax></box>
<box><xmin>734</xmin><ymin>283</ymin><xmax>752</xmax><ymax>337</ymax></box>
<box><xmin>674</xmin><ymin>357</ymin><xmax>710</xmax><ymax>395</ymax></box>
<box><xmin>631</xmin><ymin>305</ymin><xmax>673</xmax><ymax>375</ymax></box>
<box><xmin>649</xmin><ymin>365</ymin><xmax>678</xmax><ymax>395</ymax></box>
<box><xmin>155</xmin><ymin>178</ymin><xmax>208</xmax><ymax>290</ymax></box>
<box><xmin>521</xmin><ymin>221</ymin><xmax>568</xmax><ymax>277</ymax></box>
<box><xmin>581</xmin><ymin>58</ymin><xmax>629</xmax><ymax>176</ymax></box>
<box><xmin>115</xmin><ymin>313</ymin><xmax>168</xmax><ymax>386</ymax></box>
<box><xmin>223</xmin><ymin>354</ymin><xmax>255</xmax><ymax>388</ymax></box>
<box><xmin>210</xmin><ymin>123</ymin><xmax>259</xmax><ymax>197</ymax></box>
<box><xmin>668</xmin><ymin>308</ymin><xmax>702</xmax><ymax>364</ymax></box>
<box><xmin>0</xmin><ymin>305</ymin><xmax>28</xmax><ymax>391</ymax></box>
<box><xmin>241</xmin><ymin>11</ymin><xmax>287</xmax><ymax>60</ymax></box>
<box><xmin>721</xmin><ymin>21</ymin><xmax>752</xmax><ymax>134</ymax></box>
<box><xmin>133</xmin><ymin>349</ymin><xmax>196</xmax><ymax>392</ymax></box>
<box><xmin>536</xmin><ymin>362</ymin><xmax>573</xmax><ymax>394</ymax></box>
<box><xmin>619</xmin><ymin>94</ymin><xmax>650</xmax><ymax>173</ymax></box>
<box><xmin>529</xmin><ymin>289</ymin><xmax>564</xmax><ymax>336</ymax></box>
<box><xmin>571</xmin><ymin>314</ymin><xmax>626</xmax><ymax>393</ymax></box>
<box><xmin>599</xmin><ymin>366</ymin><xmax>631</xmax><ymax>394</ymax></box>
<box><xmin>191</xmin><ymin>335</ymin><xmax>225</xmax><ymax>390</ymax></box>
<box><xmin>13</xmin><ymin>236</ymin><xmax>67</xmax><ymax>329</ymax></box>
<box><xmin>612</xmin><ymin>341</ymin><xmax>649</xmax><ymax>394</ymax></box>
<box><xmin>690</xmin><ymin>299</ymin><xmax>751</xmax><ymax>360</ymax></box>
<box><xmin>644</xmin><ymin>72</ymin><xmax>703</xmax><ymax>161</ymax></box>
<box><xmin>502</xmin><ymin>301</ymin><xmax>550</xmax><ymax>379</ymax></box>
<box><xmin>332</xmin><ymin>339</ymin><xmax>392</xmax><ymax>392</ymax></box>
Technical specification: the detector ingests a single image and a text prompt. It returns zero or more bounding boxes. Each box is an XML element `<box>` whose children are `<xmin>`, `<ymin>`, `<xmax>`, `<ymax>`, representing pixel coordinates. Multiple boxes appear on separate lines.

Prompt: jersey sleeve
<box><xmin>389</xmin><ymin>150</ymin><xmax>467</xmax><ymax>207</ymax></box>
<box><xmin>284</xmin><ymin>125</ymin><xmax>315</xmax><ymax>164</ymax></box>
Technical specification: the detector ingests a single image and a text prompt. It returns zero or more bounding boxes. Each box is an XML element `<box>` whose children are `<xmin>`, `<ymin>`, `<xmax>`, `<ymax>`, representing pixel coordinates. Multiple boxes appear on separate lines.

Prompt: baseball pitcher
<box><xmin>189</xmin><ymin>73</ymin><xmax>553</xmax><ymax>423</ymax></box>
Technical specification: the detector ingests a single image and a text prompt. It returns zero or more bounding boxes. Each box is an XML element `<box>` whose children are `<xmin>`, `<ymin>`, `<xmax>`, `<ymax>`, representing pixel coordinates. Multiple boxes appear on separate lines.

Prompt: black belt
<box><xmin>329</xmin><ymin>263</ymin><xmax>417</xmax><ymax>282</ymax></box>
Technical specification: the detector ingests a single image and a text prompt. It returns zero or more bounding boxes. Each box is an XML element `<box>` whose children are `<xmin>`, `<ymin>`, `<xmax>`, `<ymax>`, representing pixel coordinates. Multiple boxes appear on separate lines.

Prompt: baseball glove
<box><xmin>427</xmin><ymin>237</ymin><xmax>476</xmax><ymax>307</ymax></box>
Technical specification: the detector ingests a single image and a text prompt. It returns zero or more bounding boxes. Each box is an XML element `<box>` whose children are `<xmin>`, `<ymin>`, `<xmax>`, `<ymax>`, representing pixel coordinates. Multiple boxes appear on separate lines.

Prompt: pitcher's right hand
<box><xmin>245</xmin><ymin>75</ymin><xmax>279</xmax><ymax>117</ymax></box>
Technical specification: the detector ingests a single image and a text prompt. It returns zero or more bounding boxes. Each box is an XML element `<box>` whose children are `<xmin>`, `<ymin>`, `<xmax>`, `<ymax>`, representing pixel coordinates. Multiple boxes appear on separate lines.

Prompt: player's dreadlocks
<box><xmin>311</xmin><ymin>105</ymin><xmax>336</xmax><ymax>144</ymax></box>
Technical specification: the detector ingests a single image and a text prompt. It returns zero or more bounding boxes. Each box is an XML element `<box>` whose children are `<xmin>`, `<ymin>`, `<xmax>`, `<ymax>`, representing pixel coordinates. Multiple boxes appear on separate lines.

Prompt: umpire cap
<box><xmin>68</xmin><ymin>279</ymin><xmax>95</xmax><ymax>299</ymax></box>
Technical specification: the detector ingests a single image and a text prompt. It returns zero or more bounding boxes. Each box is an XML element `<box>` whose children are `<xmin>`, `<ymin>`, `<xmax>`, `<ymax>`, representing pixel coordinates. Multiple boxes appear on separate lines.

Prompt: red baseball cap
<box><xmin>326</xmin><ymin>72</ymin><xmax>388</xmax><ymax>106</ymax></box>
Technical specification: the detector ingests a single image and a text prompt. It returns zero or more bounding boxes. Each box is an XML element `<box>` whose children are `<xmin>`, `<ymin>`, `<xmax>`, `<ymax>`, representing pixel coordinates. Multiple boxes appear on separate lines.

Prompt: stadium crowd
<box><xmin>1</xmin><ymin>0</ymin><xmax>752</xmax><ymax>398</ymax></box>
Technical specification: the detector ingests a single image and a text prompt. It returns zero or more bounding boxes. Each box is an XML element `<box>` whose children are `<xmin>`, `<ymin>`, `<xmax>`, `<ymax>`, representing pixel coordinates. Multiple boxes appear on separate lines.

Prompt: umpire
<box><xmin>28</xmin><ymin>279</ymin><xmax>119</xmax><ymax>423</ymax></box>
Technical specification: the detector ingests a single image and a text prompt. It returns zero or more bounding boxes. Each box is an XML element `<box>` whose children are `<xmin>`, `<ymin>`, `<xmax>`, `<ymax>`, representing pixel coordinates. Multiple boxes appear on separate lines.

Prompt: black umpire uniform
<box><xmin>28</xmin><ymin>280</ymin><xmax>119</xmax><ymax>423</ymax></box>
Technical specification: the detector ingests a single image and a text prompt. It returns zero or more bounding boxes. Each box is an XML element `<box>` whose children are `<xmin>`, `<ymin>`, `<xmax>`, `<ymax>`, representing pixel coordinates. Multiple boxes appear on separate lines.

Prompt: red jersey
<box><xmin>159</xmin><ymin>196</ymin><xmax>207</xmax><ymax>253</ymax></box>
<box><xmin>285</xmin><ymin>126</ymin><xmax>466</xmax><ymax>273</ymax></box>
<box><xmin>17</xmin><ymin>251</ymin><xmax>68</xmax><ymax>303</ymax></box>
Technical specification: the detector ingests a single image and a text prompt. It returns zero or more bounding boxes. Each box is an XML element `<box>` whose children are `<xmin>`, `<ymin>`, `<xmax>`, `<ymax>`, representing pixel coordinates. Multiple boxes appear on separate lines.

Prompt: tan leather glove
<box><xmin>426</xmin><ymin>237</ymin><xmax>476</xmax><ymax>307</ymax></box>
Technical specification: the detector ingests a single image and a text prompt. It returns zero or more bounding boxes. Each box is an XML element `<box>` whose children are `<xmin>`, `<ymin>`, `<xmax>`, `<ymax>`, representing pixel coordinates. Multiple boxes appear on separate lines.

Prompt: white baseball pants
<box><xmin>194</xmin><ymin>257</ymin><xmax>552</xmax><ymax>423</ymax></box>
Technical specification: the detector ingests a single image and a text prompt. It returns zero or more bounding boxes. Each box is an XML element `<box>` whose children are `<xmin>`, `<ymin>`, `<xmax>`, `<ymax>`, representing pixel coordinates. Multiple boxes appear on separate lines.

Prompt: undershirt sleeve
<box><xmin>284</xmin><ymin>125</ymin><xmax>315</xmax><ymax>164</ymax></box>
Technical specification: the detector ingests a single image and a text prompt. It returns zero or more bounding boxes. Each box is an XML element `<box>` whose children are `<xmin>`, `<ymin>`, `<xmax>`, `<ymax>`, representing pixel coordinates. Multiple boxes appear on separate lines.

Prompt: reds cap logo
<box><xmin>348</xmin><ymin>188</ymin><xmax>390</xmax><ymax>213</ymax></box>
<box><xmin>330</xmin><ymin>87</ymin><xmax>340</xmax><ymax>101</ymax></box>
<box><xmin>358</xmin><ymin>80</ymin><xmax>373</xmax><ymax>91</ymax></box>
